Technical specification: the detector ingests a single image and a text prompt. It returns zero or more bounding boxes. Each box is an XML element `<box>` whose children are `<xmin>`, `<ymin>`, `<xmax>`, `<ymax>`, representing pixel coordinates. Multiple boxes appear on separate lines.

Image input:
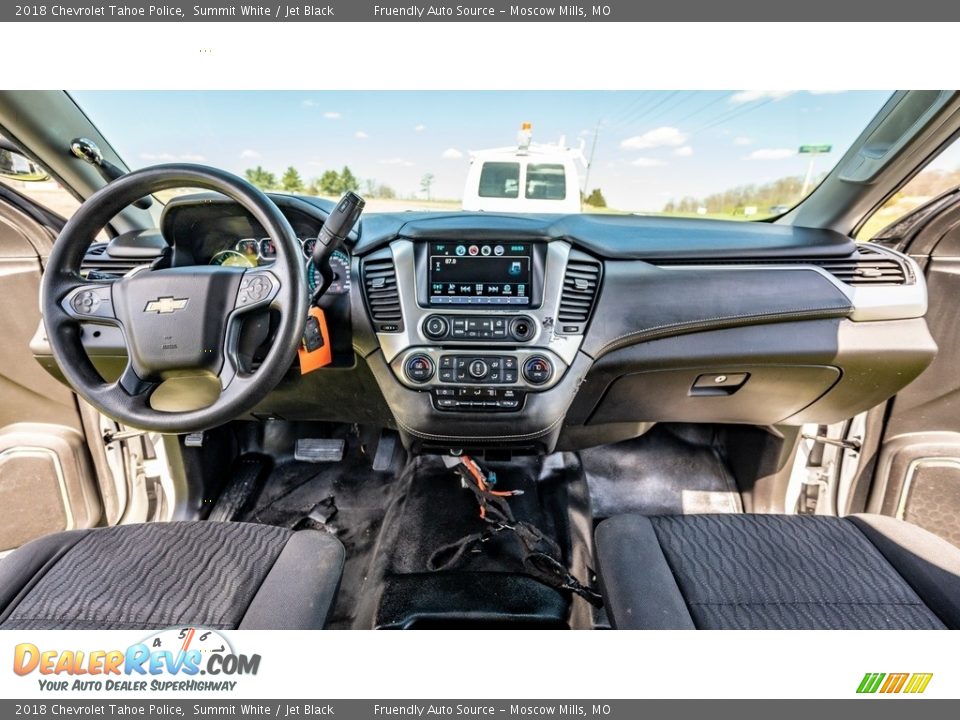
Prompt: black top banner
<box><xmin>5</xmin><ymin>0</ymin><xmax>956</xmax><ymax>21</ymax></box>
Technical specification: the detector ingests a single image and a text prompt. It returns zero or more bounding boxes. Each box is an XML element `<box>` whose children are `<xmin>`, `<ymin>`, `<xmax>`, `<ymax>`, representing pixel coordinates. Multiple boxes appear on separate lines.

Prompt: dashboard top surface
<box><xmin>355</xmin><ymin>210</ymin><xmax>857</xmax><ymax>259</ymax></box>
<box><xmin>161</xmin><ymin>193</ymin><xmax>856</xmax><ymax>261</ymax></box>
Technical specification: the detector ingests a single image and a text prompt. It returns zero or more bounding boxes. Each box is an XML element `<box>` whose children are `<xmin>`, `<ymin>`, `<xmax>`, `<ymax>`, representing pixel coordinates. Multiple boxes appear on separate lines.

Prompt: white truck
<box><xmin>462</xmin><ymin>123</ymin><xmax>585</xmax><ymax>214</ymax></box>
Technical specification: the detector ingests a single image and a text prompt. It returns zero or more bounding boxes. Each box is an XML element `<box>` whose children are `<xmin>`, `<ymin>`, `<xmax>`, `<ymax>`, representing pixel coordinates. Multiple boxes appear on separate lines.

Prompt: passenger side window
<box><xmin>859</xmin><ymin>139</ymin><xmax>960</xmax><ymax>239</ymax></box>
<box><xmin>526</xmin><ymin>163</ymin><xmax>566</xmax><ymax>200</ymax></box>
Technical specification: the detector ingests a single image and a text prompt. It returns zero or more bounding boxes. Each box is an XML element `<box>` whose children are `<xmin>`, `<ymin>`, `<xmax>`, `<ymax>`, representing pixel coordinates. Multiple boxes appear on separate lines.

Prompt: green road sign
<box><xmin>799</xmin><ymin>144</ymin><xmax>832</xmax><ymax>154</ymax></box>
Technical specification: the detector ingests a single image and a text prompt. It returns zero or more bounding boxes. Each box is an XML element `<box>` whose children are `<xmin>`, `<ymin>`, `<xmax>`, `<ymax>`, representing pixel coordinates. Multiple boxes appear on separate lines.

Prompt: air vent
<box><xmin>80</xmin><ymin>243</ymin><xmax>148</xmax><ymax>279</ymax></box>
<box><xmin>815</xmin><ymin>246</ymin><xmax>908</xmax><ymax>286</ymax></box>
<box><xmin>362</xmin><ymin>255</ymin><xmax>403</xmax><ymax>332</ymax></box>
<box><xmin>557</xmin><ymin>258</ymin><xmax>602</xmax><ymax>334</ymax></box>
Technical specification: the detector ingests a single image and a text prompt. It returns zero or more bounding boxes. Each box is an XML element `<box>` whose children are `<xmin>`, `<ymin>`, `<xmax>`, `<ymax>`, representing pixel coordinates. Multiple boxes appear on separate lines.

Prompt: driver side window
<box><xmin>0</xmin><ymin>139</ymin><xmax>83</xmax><ymax>220</ymax></box>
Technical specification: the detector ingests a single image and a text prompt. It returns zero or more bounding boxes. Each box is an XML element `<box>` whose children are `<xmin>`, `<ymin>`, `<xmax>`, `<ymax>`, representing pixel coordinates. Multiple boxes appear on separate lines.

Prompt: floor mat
<box><xmin>238</xmin><ymin>434</ymin><xmax>398</xmax><ymax>629</ymax></box>
<box><xmin>350</xmin><ymin>452</ymin><xmax>595</xmax><ymax>629</ymax></box>
<box><xmin>580</xmin><ymin>424</ymin><xmax>742</xmax><ymax>518</ymax></box>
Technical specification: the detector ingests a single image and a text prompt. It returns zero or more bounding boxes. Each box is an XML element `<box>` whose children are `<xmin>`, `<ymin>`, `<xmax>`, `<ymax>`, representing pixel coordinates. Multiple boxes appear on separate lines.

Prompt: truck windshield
<box><xmin>72</xmin><ymin>90</ymin><xmax>892</xmax><ymax>218</ymax></box>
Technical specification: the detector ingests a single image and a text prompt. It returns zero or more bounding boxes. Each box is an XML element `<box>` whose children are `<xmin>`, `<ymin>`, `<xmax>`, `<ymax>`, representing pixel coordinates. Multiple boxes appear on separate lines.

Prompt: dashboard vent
<box><xmin>80</xmin><ymin>243</ymin><xmax>149</xmax><ymax>279</ymax></box>
<box><xmin>362</xmin><ymin>255</ymin><xmax>403</xmax><ymax>332</ymax></box>
<box><xmin>557</xmin><ymin>258</ymin><xmax>602</xmax><ymax>334</ymax></box>
<box><xmin>815</xmin><ymin>246</ymin><xmax>909</xmax><ymax>286</ymax></box>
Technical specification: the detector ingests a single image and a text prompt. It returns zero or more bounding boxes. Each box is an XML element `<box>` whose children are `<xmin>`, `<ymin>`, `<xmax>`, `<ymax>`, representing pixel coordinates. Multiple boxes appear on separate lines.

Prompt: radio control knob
<box><xmin>468</xmin><ymin>359</ymin><xmax>489</xmax><ymax>380</ymax></box>
<box><xmin>424</xmin><ymin>315</ymin><xmax>449</xmax><ymax>339</ymax></box>
<box><xmin>522</xmin><ymin>356</ymin><xmax>553</xmax><ymax>385</ymax></box>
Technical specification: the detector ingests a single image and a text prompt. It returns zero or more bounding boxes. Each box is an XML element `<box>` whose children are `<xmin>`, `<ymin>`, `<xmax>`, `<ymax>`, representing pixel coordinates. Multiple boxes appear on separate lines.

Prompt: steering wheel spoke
<box><xmin>117</xmin><ymin>362</ymin><xmax>159</xmax><ymax>399</ymax></box>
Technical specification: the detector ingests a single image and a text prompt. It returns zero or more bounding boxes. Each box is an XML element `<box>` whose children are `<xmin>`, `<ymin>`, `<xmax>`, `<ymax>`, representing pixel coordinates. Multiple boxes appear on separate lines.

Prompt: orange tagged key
<box><xmin>298</xmin><ymin>307</ymin><xmax>332</xmax><ymax>374</ymax></box>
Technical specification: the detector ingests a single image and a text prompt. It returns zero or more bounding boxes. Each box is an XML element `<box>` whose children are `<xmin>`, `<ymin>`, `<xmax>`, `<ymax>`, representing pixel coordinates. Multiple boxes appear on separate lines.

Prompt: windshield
<box><xmin>72</xmin><ymin>90</ymin><xmax>891</xmax><ymax>218</ymax></box>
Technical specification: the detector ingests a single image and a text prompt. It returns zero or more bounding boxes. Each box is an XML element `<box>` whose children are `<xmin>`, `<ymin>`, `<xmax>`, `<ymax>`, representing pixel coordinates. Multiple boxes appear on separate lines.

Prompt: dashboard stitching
<box><xmin>594</xmin><ymin>305</ymin><xmax>852</xmax><ymax>359</ymax></box>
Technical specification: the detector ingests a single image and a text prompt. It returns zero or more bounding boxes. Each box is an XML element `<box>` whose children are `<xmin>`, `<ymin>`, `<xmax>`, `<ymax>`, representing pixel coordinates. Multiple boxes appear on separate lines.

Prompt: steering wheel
<box><xmin>41</xmin><ymin>164</ymin><xmax>307</xmax><ymax>433</ymax></box>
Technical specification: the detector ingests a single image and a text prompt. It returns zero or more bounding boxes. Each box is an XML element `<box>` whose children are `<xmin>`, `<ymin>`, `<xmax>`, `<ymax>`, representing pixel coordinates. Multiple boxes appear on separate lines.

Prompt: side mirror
<box><xmin>0</xmin><ymin>140</ymin><xmax>50</xmax><ymax>182</ymax></box>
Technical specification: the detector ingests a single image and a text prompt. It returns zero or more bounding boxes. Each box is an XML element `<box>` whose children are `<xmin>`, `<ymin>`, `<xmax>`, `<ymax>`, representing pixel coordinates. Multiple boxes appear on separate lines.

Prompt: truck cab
<box><xmin>462</xmin><ymin>123</ymin><xmax>584</xmax><ymax>214</ymax></box>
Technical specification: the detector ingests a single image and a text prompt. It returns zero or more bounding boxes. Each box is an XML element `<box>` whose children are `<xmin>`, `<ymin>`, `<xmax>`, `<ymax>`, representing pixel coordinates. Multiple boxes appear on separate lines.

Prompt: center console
<box><xmin>361</xmin><ymin>238</ymin><xmax>600</xmax><ymax>448</ymax></box>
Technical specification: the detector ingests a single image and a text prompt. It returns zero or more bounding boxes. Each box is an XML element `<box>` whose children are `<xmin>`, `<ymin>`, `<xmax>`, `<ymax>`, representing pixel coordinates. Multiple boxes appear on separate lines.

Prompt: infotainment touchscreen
<box><xmin>428</xmin><ymin>242</ymin><xmax>532</xmax><ymax>305</ymax></box>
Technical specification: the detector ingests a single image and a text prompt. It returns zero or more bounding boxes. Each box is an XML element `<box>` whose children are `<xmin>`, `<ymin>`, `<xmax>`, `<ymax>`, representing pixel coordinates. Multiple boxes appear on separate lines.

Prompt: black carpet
<box><xmin>580</xmin><ymin>424</ymin><xmax>742</xmax><ymax>518</ymax></box>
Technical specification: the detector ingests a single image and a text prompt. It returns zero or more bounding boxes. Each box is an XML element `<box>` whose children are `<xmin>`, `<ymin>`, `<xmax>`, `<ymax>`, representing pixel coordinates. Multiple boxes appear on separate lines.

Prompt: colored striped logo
<box><xmin>857</xmin><ymin>672</ymin><xmax>933</xmax><ymax>694</ymax></box>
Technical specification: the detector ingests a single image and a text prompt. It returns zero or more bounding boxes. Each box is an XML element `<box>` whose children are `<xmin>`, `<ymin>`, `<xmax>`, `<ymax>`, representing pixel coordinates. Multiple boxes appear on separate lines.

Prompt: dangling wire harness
<box><xmin>427</xmin><ymin>455</ymin><xmax>603</xmax><ymax>608</ymax></box>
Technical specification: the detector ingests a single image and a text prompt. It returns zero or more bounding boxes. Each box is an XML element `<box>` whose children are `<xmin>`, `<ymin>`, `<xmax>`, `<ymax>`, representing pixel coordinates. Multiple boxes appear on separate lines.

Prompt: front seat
<box><xmin>595</xmin><ymin>513</ymin><xmax>960</xmax><ymax>630</ymax></box>
<box><xmin>0</xmin><ymin>521</ymin><xmax>344</xmax><ymax>630</ymax></box>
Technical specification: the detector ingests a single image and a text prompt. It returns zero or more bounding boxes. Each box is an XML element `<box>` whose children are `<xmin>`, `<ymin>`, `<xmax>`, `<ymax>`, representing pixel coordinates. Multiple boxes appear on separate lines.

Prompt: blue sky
<box><xmin>73</xmin><ymin>90</ymin><xmax>892</xmax><ymax>210</ymax></box>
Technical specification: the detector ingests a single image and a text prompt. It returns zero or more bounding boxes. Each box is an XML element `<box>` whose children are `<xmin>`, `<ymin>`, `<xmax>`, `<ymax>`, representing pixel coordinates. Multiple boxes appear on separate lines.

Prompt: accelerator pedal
<box><xmin>371</xmin><ymin>430</ymin><xmax>401</xmax><ymax>472</ymax></box>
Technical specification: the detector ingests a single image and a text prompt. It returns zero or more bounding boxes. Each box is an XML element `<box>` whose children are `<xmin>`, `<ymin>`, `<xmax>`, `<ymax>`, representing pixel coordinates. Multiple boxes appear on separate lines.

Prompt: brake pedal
<box><xmin>295</xmin><ymin>438</ymin><xmax>345</xmax><ymax>463</ymax></box>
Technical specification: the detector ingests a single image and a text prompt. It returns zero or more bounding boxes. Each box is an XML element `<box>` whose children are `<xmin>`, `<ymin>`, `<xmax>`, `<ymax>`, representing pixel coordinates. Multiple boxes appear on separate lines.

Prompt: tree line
<box><xmin>244</xmin><ymin>165</ymin><xmax>397</xmax><ymax>199</ymax></box>
<box><xmin>662</xmin><ymin>174</ymin><xmax>825</xmax><ymax>215</ymax></box>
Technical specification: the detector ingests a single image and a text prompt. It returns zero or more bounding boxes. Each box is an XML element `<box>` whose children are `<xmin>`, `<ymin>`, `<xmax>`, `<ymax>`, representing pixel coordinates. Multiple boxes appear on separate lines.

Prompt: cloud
<box><xmin>414</xmin><ymin>124</ymin><xmax>426</xmax><ymax>132</ymax></box>
<box><xmin>323</xmin><ymin>111</ymin><xmax>341</xmax><ymax>120</ymax></box>
<box><xmin>442</xmin><ymin>148</ymin><xmax>464</xmax><ymax>159</ymax></box>
<box><xmin>733</xmin><ymin>136</ymin><xmax>753</xmax><ymax>146</ymax></box>
<box><xmin>354</xmin><ymin>131</ymin><xmax>369</xmax><ymax>139</ymax></box>
<box><xmin>673</xmin><ymin>146</ymin><xmax>694</xmax><ymax>157</ymax></box>
<box><xmin>730</xmin><ymin>90</ymin><xmax>795</xmax><ymax>105</ymax></box>
<box><xmin>380</xmin><ymin>157</ymin><xmax>415</xmax><ymax>167</ymax></box>
<box><xmin>302</xmin><ymin>99</ymin><xmax>319</xmax><ymax>108</ymax></box>
<box><xmin>140</xmin><ymin>152</ymin><xmax>206</xmax><ymax>162</ymax></box>
<box><xmin>240</xmin><ymin>149</ymin><xmax>260</xmax><ymax>159</ymax></box>
<box><xmin>631</xmin><ymin>157</ymin><xmax>667</xmax><ymax>167</ymax></box>
<box><xmin>621</xmin><ymin>126</ymin><xmax>688</xmax><ymax>150</ymax></box>
<box><xmin>749</xmin><ymin>148</ymin><xmax>796</xmax><ymax>160</ymax></box>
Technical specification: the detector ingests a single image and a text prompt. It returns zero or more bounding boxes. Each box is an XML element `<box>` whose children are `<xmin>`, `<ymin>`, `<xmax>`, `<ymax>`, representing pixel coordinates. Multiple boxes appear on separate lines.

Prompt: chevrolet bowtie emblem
<box><xmin>144</xmin><ymin>297</ymin><xmax>188</xmax><ymax>314</ymax></box>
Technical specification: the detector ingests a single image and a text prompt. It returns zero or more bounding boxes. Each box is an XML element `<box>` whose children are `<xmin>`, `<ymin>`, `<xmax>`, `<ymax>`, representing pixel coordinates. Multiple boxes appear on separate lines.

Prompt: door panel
<box><xmin>870</xmin><ymin>206</ymin><xmax>960</xmax><ymax>545</ymax></box>
<box><xmin>0</xmin><ymin>200</ymin><xmax>101</xmax><ymax>548</ymax></box>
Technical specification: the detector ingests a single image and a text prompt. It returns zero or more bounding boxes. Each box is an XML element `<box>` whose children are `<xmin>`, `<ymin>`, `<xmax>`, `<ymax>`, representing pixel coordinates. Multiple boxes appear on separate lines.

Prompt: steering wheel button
<box><xmin>71</xmin><ymin>290</ymin><xmax>101</xmax><ymax>315</ymax></box>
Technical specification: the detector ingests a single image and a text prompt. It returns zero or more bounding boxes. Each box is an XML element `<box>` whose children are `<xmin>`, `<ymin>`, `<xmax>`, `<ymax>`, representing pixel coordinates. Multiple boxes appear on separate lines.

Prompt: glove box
<box><xmin>586</xmin><ymin>365</ymin><xmax>841</xmax><ymax>426</ymax></box>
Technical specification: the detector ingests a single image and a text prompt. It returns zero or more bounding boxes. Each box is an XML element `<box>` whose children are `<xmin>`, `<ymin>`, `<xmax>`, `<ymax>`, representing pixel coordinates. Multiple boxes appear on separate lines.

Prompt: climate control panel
<box><xmin>393</xmin><ymin>347</ymin><xmax>564</xmax><ymax>413</ymax></box>
<box><xmin>438</xmin><ymin>355</ymin><xmax>519</xmax><ymax>384</ymax></box>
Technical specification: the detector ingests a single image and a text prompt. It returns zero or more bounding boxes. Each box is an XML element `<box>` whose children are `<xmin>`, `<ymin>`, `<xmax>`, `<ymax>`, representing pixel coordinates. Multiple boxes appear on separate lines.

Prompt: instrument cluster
<box><xmin>209</xmin><ymin>238</ymin><xmax>351</xmax><ymax>295</ymax></box>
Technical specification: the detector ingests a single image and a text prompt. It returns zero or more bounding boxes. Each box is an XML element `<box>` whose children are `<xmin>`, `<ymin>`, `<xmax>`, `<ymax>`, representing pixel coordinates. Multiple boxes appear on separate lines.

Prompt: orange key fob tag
<box><xmin>299</xmin><ymin>307</ymin><xmax>333</xmax><ymax>374</ymax></box>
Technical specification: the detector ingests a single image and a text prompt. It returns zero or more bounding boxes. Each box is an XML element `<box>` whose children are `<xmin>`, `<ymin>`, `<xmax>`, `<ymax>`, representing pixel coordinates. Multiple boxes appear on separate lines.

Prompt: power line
<box><xmin>620</xmin><ymin>91</ymin><xmax>681</xmax><ymax>127</ymax></box>
<box><xmin>688</xmin><ymin>96</ymin><xmax>779</xmax><ymax>138</ymax></box>
<box><xmin>673</xmin><ymin>92</ymin><xmax>733</xmax><ymax>125</ymax></box>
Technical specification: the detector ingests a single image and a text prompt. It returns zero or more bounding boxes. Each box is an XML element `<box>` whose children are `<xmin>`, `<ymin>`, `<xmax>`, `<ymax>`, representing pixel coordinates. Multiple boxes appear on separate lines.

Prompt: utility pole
<box><xmin>582</xmin><ymin>122</ymin><xmax>601</xmax><ymax>196</ymax></box>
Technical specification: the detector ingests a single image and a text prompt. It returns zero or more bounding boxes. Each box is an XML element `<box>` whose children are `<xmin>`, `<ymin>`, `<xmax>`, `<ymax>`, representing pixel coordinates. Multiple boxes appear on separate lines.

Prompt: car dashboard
<box><xmin>32</xmin><ymin>192</ymin><xmax>937</xmax><ymax>454</ymax></box>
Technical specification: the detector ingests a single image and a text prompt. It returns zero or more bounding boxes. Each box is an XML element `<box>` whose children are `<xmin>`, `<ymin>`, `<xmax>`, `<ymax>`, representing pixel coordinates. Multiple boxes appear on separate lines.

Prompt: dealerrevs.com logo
<box><xmin>12</xmin><ymin>627</ymin><xmax>260</xmax><ymax>693</ymax></box>
<box><xmin>857</xmin><ymin>672</ymin><xmax>933</xmax><ymax>695</ymax></box>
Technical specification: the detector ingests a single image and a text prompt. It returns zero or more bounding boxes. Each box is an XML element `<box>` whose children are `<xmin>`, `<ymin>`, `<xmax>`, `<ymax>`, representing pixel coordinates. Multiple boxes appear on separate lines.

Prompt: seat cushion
<box><xmin>595</xmin><ymin>514</ymin><xmax>958</xmax><ymax>630</ymax></box>
<box><xmin>0</xmin><ymin>521</ymin><xmax>344</xmax><ymax>630</ymax></box>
